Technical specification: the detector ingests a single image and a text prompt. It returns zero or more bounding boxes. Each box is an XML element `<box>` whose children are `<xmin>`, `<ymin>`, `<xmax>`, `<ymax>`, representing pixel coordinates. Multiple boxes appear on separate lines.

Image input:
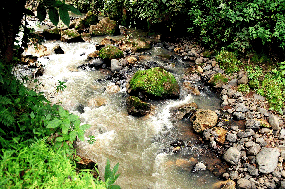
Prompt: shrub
<box><xmin>215</xmin><ymin>50</ymin><xmax>240</xmax><ymax>74</ymax></box>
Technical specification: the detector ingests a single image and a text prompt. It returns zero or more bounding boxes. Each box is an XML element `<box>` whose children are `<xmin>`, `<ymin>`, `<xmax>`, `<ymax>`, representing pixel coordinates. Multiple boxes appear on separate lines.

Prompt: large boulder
<box><xmin>99</xmin><ymin>45</ymin><xmax>124</xmax><ymax>60</ymax></box>
<box><xmin>256</xmin><ymin>147</ymin><xmax>280</xmax><ymax>173</ymax></box>
<box><xmin>90</xmin><ymin>17</ymin><xmax>117</xmax><ymax>36</ymax></box>
<box><xmin>127</xmin><ymin>67</ymin><xmax>180</xmax><ymax>100</ymax></box>
<box><xmin>191</xmin><ymin>109</ymin><xmax>218</xmax><ymax>133</ymax></box>
<box><xmin>75</xmin><ymin>11</ymin><xmax>99</xmax><ymax>30</ymax></box>
<box><xmin>126</xmin><ymin>96</ymin><xmax>151</xmax><ymax>116</ymax></box>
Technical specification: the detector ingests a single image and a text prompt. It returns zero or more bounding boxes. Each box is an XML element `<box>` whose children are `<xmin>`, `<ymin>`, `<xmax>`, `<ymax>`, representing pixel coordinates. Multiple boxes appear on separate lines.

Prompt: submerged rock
<box><xmin>126</xmin><ymin>96</ymin><xmax>151</xmax><ymax>116</ymax></box>
<box><xmin>191</xmin><ymin>109</ymin><xmax>218</xmax><ymax>133</ymax></box>
<box><xmin>127</xmin><ymin>67</ymin><xmax>180</xmax><ymax>100</ymax></box>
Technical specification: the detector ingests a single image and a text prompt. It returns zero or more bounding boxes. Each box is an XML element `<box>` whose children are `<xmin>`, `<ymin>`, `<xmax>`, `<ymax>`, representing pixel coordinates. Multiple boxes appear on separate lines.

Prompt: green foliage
<box><xmin>68</xmin><ymin>0</ymin><xmax>103</xmax><ymax>13</ymax></box>
<box><xmin>215</xmin><ymin>49</ymin><xmax>240</xmax><ymax>73</ymax></box>
<box><xmin>56</xmin><ymin>80</ymin><xmax>67</xmax><ymax>92</ymax></box>
<box><xmin>210</xmin><ymin>73</ymin><xmax>228</xmax><ymax>85</ymax></box>
<box><xmin>0</xmin><ymin>139</ymin><xmax>106</xmax><ymax>189</ymax></box>
<box><xmin>37</xmin><ymin>0</ymin><xmax>81</xmax><ymax>26</ymax></box>
<box><xmin>238</xmin><ymin>84</ymin><xmax>250</xmax><ymax>94</ymax></box>
<box><xmin>104</xmin><ymin>159</ymin><xmax>120</xmax><ymax>189</ymax></box>
<box><xmin>187</xmin><ymin>0</ymin><xmax>285</xmax><ymax>53</ymax></box>
<box><xmin>99</xmin><ymin>45</ymin><xmax>123</xmax><ymax>60</ymax></box>
<box><xmin>128</xmin><ymin>67</ymin><xmax>179</xmax><ymax>98</ymax></box>
<box><xmin>245</xmin><ymin>65</ymin><xmax>263</xmax><ymax>89</ymax></box>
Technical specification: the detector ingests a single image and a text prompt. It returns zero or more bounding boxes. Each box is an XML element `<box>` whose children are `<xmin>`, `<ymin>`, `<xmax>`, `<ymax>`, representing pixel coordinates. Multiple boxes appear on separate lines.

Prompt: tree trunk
<box><xmin>0</xmin><ymin>0</ymin><xmax>27</xmax><ymax>64</ymax></box>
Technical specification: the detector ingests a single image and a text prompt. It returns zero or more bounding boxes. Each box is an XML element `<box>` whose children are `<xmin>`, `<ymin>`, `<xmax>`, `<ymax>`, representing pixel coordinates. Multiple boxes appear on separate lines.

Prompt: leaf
<box><xmin>48</xmin><ymin>7</ymin><xmax>59</xmax><ymax>26</ymax></box>
<box><xmin>47</xmin><ymin>118</ymin><xmax>61</xmax><ymax>128</ymax></box>
<box><xmin>30</xmin><ymin>112</ymin><xmax>35</xmax><ymax>119</ymax></box>
<box><xmin>109</xmin><ymin>185</ymin><xmax>121</xmax><ymax>189</ymax></box>
<box><xmin>61</xmin><ymin>119</ymin><xmax>70</xmax><ymax>134</ymax></box>
<box><xmin>55</xmin><ymin>136</ymin><xmax>64</xmax><ymax>142</ymax></box>
<box><xmin>77</xmin><ymin>130</ymin><xmax>85</xmax><ymax>141</ymax></box>
<box><xmin>37</xmin><ymin>3</ymin><xmax>46</xmax><ymax>22</ymax></box>
<box><xmin>66</xmin><ymin>4</ymin><xmax>81</xmax><ymax>15</ymax></box>
<box><xmin>58</xmin><ymin>106</ymin><xmax>68</xmax><ymax>118</ymax></box>
<box><xmin>69</xmin><ymin>131</ymin><xmax>77</xmax><ymax>141</ymax></box>
<box><xmin>59</xmin><ymin>5</ymin><xmax>70</xmax><ymax>26</ymax></box>
<box><xmin>105</xmin><ymin>159</ymin><xmax>111</xmax><ymax>182</ymax></box>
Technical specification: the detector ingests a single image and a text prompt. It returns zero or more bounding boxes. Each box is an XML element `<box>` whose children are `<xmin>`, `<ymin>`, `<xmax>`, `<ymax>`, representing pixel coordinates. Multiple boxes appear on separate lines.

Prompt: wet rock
<box><xmin>182</xmin><ymin>81</ymin><xmax>200</xmax><ymax>95</ymax></box>
<box><xmin>89</xmin><ymin>17</ymin><xmax>117</xmax><ymax>36</ymax></box>
<box><xmin>170</xmin><ymin>102</ymin><xmax>198</xmax><ymax>120</ymax></box>
<box><xmin>191</xmin><ymin>109</ymin><xmax>218</xmax><ymax>133</ymax></box>
<box><xmin>61</xmin><ymin>29</ymin><xmax>84</xmax><ymax>43</ymax></box>
<box><xmin>53</xmin><ymin>45</ymin><xmax>64</xmax><ymax>54</ymax></box>
<box><xmin>126</xmin><ymin>96</ymin><xmax>151</xmax><ymax>116</ymax></box>
<box><xmin>76</xmin><ymin>104</ymin><xmax>85</xmax><ymax>113</ymax></box>
<box><xmin>269</xmin><ymin>114</ymin><xmax>280</xmax><ymax>131</ymax></box>
<box><xmin>212</xmin><ymin>179</ymin><xmax>236</xmax><ymax>189</ymax></box>
<box><xmin>193</xmin><ymin>162</ymin><xmax>206</xmax><ymax>172</ymax></box>
<box><xmin>127</xmin><ymin>56</ymin><xmax>137</xmax><ymax>64</ymax></box>
<box><xmin>237</xmin><ymin>178</ymin><xmax>252</xmax><ymax>189</ymax></box>
<box><xmin>256</xmin><ymin>148</ymin><xmax>280</xmax><ymax>173</ymax></box>
<box><xmin>111</xmin><ymin>59</ymin><xmax>122</xmax><ymax>72</ymax></box>
<box><xmin>213</xmin><ymin>127</ymin><xmax>227</xmax><ymax>144</ymax></box>
<box><xmin>87</xmin><ymin>50</ymin><xmax>99</xmax><ymax>60</ymax></box>
<box><xmin>226</xmin><ymin>132</ymin><xmax>237</xmax><ymax>143</ymax></box>
<box><xmin>105</xmin><ymin>83</ymin><xmax>120</xmax><ymax>94</ymax></box>
<box><xmin>223</xmin><ymin>147</ymin><xmax>241</xmax><ymax>165</ymax></box>
<box><xmin>87</xmin><ymin>97</ymin><xmax>107</xmax><ymax>108</ymax></box>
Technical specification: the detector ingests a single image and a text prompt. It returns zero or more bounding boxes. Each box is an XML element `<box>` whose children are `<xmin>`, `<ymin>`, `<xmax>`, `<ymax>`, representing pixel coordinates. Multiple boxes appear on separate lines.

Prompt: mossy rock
<box><xmin>99</xmin><ymin>45</ymin><xmax>123</xmax><ymax>59</ymax></box>
<box><xmin>209</xmin><ymin>73</ymin><xmax>228</xmax><ymax>88</ymax></box>
<box><xmin>61</xmin><ymin>29</ymin><xmax>84</xmax><ymax>42</ymax></box>
<box><xmin>90</xmin><ymin>17</ymin><xmax>117</xmax><ymax>36</ymax></box>
<box><xmin>128</xmin><ymin>67</ymin><xmax>180</xmax><ymax>100</ymax></box>
<box><xmin>126</xmin><ymin>96</ymin><xmax>151</xmax><ymax>116</ymax></box>
<box><xmin>76</xmin><ymin>11</ymin><xmax>99</xmax><ymax>30</ymax></box>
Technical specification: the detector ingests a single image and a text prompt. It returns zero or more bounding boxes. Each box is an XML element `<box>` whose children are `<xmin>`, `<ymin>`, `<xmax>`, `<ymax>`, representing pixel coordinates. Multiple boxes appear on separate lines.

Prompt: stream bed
<box><xmin>20</xmin><ymin>37</ymin><xmax>223</xmax><ymax>188</ymax></box>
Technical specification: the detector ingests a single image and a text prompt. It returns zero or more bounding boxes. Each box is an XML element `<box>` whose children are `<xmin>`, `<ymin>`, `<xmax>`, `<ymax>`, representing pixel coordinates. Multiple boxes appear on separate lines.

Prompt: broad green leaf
<box><xmin>105</xmin><ymin>159</ymin><xmax>111</xmax><ymax>182</ymax></box>
<box><xmin>69</xmin><ymin>131</ymin><xmax>77</xmax><ymax>141</ymax></box>
<box><xmin>66</xmin><ymin>4</ymin><xmax>81</xmax><ymax>15</ymax></box>
<box><xmin>37</xmin><ymin>3</ymin><xmax>46</xmax><ymax>22</ymax></box>
<box><xmin>55</xmin><ymin>136</ymin><xmax>64</xmax><ymax>142</ymax></box>
<box><xmin>109</xmin><ymin>185</ymin><xmax>121</xmax><ymax>189</ymax></box>
<box><xmin>30</xmin><ymin>112</ymin><xmax>35</xmax><ymax>119</ymax></box>
<box><xmin>59</xmin><ymin>5</ymin><xmax>70</xmax><ymax>26</ymax></box>
<box><xmin>58</xmin><ymin>106</ymin><xmax>68</xmax><ymax>118</ymax></box>
<box><xmin>80</xmin><ymin>124</ymin><xmax>90</xmax><ymax>131</ymax></box>
<box><xmin>113</xmin><ymin>163</ymin><xmax>119</xmax><ymax>175</ymax></box>
<box><xmin>77</xmin><ymin>130</ymin><xmax>85</xmax><ymax>141</ymax></box>
<box><xmin>69</xmin><ymin>114</ymin><xmax>78</xmax><ymax>122</ymax></box>
<box><xmin>47</xmin><ymin>118</ymin><xmax>61</xmax><ymax>128</ymax></box>
<box><xmin>48</xmin><ymin>7</ymin><xmax>59</xmax><ymax>26</ymax></box>
<box><xmin>62</xmin><ymin>119</ymin><xmax>70</xmax><ymax>134</ymax></box>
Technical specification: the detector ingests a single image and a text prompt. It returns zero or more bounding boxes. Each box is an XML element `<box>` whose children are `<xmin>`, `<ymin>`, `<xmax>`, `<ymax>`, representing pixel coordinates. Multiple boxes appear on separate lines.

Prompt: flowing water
<box><xmin>21</xmin><ymin>36</ymin><xmax>223</xmax><ymax>188</ymax></box>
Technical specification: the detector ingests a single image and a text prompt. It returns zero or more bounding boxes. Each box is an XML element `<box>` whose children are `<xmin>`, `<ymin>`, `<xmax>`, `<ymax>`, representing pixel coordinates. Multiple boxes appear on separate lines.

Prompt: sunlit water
<box><xmin>21</xmin><ymin>38</ymin><xmax>222</xmax><ymax>188</ymax></box>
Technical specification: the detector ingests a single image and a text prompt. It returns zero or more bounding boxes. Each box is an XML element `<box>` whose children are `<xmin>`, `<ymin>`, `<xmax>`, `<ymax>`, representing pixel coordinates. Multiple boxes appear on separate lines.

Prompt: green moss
<box><xmin>210</xmin><ymin>73</ymin><xmax>228</xmax><ymax>85</ymax></box>
<box><xmin>98</xmin><ymin>45</ymin><xmax>123</xmax><ymax>59</ymax></box>
<box><xmin>76</xmin><ymin>11</ymin><xmax>99</xmax><ymax>30</ymax></box>
<box><xmin>62</xmin><ymin>29</ymin><xmax>80</xmax><ymax>38</ymax></box>
<box><xmin>129</xmin><ymin>67</ymin><xmax>179</xmax><ymax>98</ymax></box>
<box><xmin>215</xmin><ymin>50</ymin><xmax>240</xmax><ymax>74</ymax></box>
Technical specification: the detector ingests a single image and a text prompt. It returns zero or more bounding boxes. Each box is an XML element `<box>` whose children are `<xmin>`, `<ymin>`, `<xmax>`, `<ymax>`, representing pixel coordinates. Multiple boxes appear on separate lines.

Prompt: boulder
<box><xmin>269</xmin><ymin>114</ymin><xmax>280</xmax><ymax>131</ymax></box>
<box><xmin>170</xmin><ymin>102</ymin><xmax>198</xmax><ymax>120</ymax></box>
<box><xmin>223</xmin><ymin>147</ymin><xmax>241</xmax><ymax>165</ymax></box>
<box><xmin>127</xmin><ymin>67</ymin><xmax>180</xmax><ymax>100</ymax></box>
<box><xmin>53</xmin><ymin>45</ymin><xmax>64</xmax><ymax>54</ymax></box>
<box><xmin>126</xmin><ymin>96</ymin><xmax>151</xmax><ymax>116</ymax></box>
<box><xmin>99</xmin><ymin>45</ymin><xmax>124</xmax><ymax>60</ymax></box>
<box><xmin>237</xmin><ymin>178</ymin><xmax>252</xmax><ymax>189</ymax></box>
<box><xmin>90</xmin><ymin>17</ymin><xmax>117</xmax><ymax>36</ymax></box>
<box><xmin>182</xmin><ymin>81</ymin><xmax>200</xmax><ymax>95</ymax></box>
<box><xmin>256</xmin><ymin>148</ymin><xmax>280</xmax><ymax>173</ymax></box>
<box><xmin>111</xmin><ymin>59</ymin><xmax>122</xmax><ymax>72</ymax></box>
<box><xmin>61</xmin><ymin>29</ymin><xmax>84</xmax><ymax>43</ymax></box>
<box><xmin>75</xmin><ymin>11</ymin><xmax>99</xmax><ymax>30</ymax></box>
<box><xmin>191</xmin><ymin>109</ymin><xmax>218</xmax><ymax>133</ymax></box>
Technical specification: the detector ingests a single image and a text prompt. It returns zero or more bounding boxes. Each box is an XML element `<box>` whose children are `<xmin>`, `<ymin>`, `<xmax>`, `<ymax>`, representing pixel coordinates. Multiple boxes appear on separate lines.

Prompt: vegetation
<box><xmin>99</xmin><ymin>45</ymin><xmax>123</xmax><ymax>60</ymax></box>
<box><xmin>209</xmin><ymin>73</ymin><xmax>228</xmax><ymax>86</ymax></box>
<box><xmin>215</xmin><ymin>49</ymin><xmax>241</xmax><ymax>74</ymax></box>
<box><xmin>128</xmin><ymin>67</ymin><xmax>179</xmax><ymax>99</ymax></box>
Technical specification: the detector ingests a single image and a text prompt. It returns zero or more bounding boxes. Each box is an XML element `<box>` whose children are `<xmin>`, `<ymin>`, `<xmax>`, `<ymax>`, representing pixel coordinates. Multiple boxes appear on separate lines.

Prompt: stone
<box><xmin>87</xmin><ymin>97</ymin><xmax>107</xmax><ymax>108</ymax></box>
<box><xmin>111</xmin><ymin>59</ymin><xmax>122</xmax><ymax>72</ymax></box>
<box><xmin>228</xmin><ymin>79</ymin><xmax>238</xmax><ymax>87</ymax></box>
<box><xmin>235</xmin><ymin>103</ymin><xmax>248</xmax><ymax>112</ymax></box>
<box><xmin>237</xmin><ymin>178</ymin><xmax>252</xmax><ymax>189</ymax></box>
<box><xmin>213</xmin><ymin>127</ymin><xmax>227</xmax><ymax>144</ymax></box>
<box><xmin>237</xmin><ymin>71</ymin><xmax>248</xmax><ymax>85</ymax></box>
<box><xmin>226</xmin><ymin>133</ymin><xmax>237</xmax><ymax>142</ymax></box>
<box><xmin>191</xmin><ymin>109</ymin><xmax>218</xmax><ymax>133</ymax></box>
<box><xmin>105</xmin><ymin>83</ymin><xmax>120</xmax><ymax>94</ymax></box>
<box><xmin>212</xmin><ymin>179</ymin><xmax>236</xmax><ymax>189</ymax></box>
<box><xmin>248</xmin><ymin>143</ymin><xmax>261</xmax><ymax>155</ymax></box>
<box><xmin>223</xmin><ymin>147</ymin><xmax>241</xmax><ymax>165</ymax></box>
<box><xmin>126</xmin><ymin>96</ymin><xmax>151</xmax><ymax>117</ymax></box>
<box><xmin>233</xmin><ymin>111</ymin><xmax>246</xmax><ymax>120</ymax></box>
<box><xmin>53</xmin><ymin>45</ymin><xmax>64</xmax><ymax>54</ymax></box>
<box><xmin>256</xmin><ymin>137</ymin><xmax>267</xmax><ymax>147</ymax></box>
<box><xmin>245</xmin><ymin>163</ymin><xmax>259</xmax><ymax>176</ymax></box>
<box><xmin>269</xmin><ymin>114</ymin><xmax>280</xmax><ymax>131</ymax></box>
<box><xmin>245</xmin><ymin>119</ymin><xmax>260</xmax><ymax>129</ymax></box>
<box><xmin>237</xmin><ymin>129</ymin><xmax>255</xmax><ymax>138</ymax></box>
<box><xmin>87</xmin><ymin>50</ymin><xmax>99</xmax><ymax>59</ymax></box>
<box><xmin>127</xmin><ymin>56</ymin><xmax>137</xmax><ymax>64</ymax></box>
<box><xmin>257</xmin><ymin>107</ymin><xmax>270</xmax><ymax>117</ymax></box>
<box><xmin>193</xmin><ymin>162</ymin><xmax>206</xmax><ymax>172</ymax></box>
<box><xmin>182</xmin><ymin>81</ymin><xmax>200</xmax><ymax>95</ymax></box>
<box><xmin>61</xmin><ymin>29</ymin><xmax>84</xmax><ymax>43</ymax></box>
<box><xmin>281</xmin><ymin>181</ymin><xmax>285</xmax><ymax>189</ymax></box>
<box><xmin>170</xmin><ymin>102</ymin><xmax>198</xmax><ymax>120</ymax></box>
<box><xmin>256</xmin><ymin>148</ymin><xmax>280</xmax><ymax>173</ymax></box>
<box><xmin>89</xmin><ymin>17</ymin><xmax>117</xmax><ymax>36</ymax></box>
<box><xmin>280</xmin><ymin>129</ymin><xmax>285</xmax><ymax>139</ymax></box>
<box><xmin>195</xmin><ymin>57</ymin><xmax>204</xmax><ymax>64</ymax></box>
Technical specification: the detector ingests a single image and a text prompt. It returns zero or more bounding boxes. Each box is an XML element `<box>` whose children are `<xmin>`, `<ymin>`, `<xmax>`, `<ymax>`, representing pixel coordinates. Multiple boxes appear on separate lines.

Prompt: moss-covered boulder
<box><xmin>128</xmin><ymin>67</ymin><xmax>180</xmax><ymax>100</ymax></box>
<box><xmin>61</xmin><ymin>29</ymin><xmax>84</xmax><ymax>42</ymax></box>
<box><xmin>90</xmin><ymin>17</ymin><xmax>117</xmax><ymax>36</ymax></box>
<box><xmin>126</xmin><ymin>96</ymin><xmax>151</xmax><ymax>116</ymax></box>
<box><xmin>75</xmin><ymin>11</ymin><xmax>99</xmax><ymax>30</ymax></box>
<box><xmin>99</xmin><ymin>45</ymin><xmax>124</xmax><ymax>59</ymax></box>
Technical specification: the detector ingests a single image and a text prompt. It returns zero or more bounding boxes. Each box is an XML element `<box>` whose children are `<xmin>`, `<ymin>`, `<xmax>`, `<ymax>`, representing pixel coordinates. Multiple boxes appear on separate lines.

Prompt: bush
<box><xmin>215</xmin><ymin>49</ymin><xmax>240</xmax><ymax>74</ymax></box>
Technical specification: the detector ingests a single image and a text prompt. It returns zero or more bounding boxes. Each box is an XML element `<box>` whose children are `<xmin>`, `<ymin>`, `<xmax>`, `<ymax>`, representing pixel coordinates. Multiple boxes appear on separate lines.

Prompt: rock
<box><xmin>208</xmin><ymin>73</ymin><xmax>228</xmax><ymax>88</ymax></box>
<box><xmin>257</xmin><ymin>107</ymin><xmax>270</xmax><ymax>117</ymax></box>
<box><xmin>245</xmin><ymin>119</ymin><xmax>260</xmax><ymax>129</ymax></box>
<box><xmin>248</xmin><ymin>143</ymin><xmax>261</xmax><ymax>155</ymax></box>
<box><xmin>126</xmin><ymin>96</ymin><xmax>151</xmax><ymax>116</ymax></box>
<box><xmin>61</xmin><ymin>29</ymin><xmax>84</xmax><ymax>42</ymax></box>
<box><xmin>75</xmin><ymin>11</ymin><xmax>99</xmax><ymax>30</ymax></box>
<box><xmin>237</xmin><ymin>178</ymin><xmax>252</xmax><ymax>189</ymax></box>
<box><xmin>269</xmin><ymin>114</ymin><xmax>280</xmax><ymax>131</ymax></box>
<box><xmin>182</xmin><ymin>81</ymin><xmax>200</xmax><ymax>95</ymax></box>
<box><xmin>226</xmin><ymin>133</ymin><xmax>237</xmax><ymax>142</ymax></box>
<box><xmin>105</xmin><ymin>83</ymin><xmax>120</xmax><ymax>94</ymax></box>
<box><xmin>87</xmin><ymin>97</ymin><xmax>107</xmax><ymax>108</ymax></box>
<box><xmin>191</xmin><ymin>109</ymin><xmax>218</xmax><ymax>133</ymax></box>
<box><xmin>87</xmin><ymin>51</ymin><xmax>99</xmax><ymax>60</ymax></box>
<box><xmin>235</xmin><ymin>103</ymin><xmax>248</xmax><ymax>112</ymax></box>
<box><xmin>195</xmin><ymin>57</ymin><xmax>204</xmax><ymax>64</ymax></box>
<box><xmin>213</xmin><ymin>127</ymin><xmax>227</xmax><ymax>144</ymax></box>
<box><xmin>170</xmin><ymin>102</ymin><xmax>198</xmax><ymax>120</ymax></box>
<box><xmin>53</xmin><ymin>45</ymin><xmax>64</xmax><ymax>54</ymax></box>
<box><xmin>111</xmin><ymin>59</ymin><xmax>122</xmax><ymax>72</ymax></box>
<box><xmin>233</xmin><ymin>111</ymin><xmax>246</xmax><ymax>120</ymax></box>
<box><xmin>26</xmin><ymin>44</ymin><xmax>51</xmax><ymax>57</ymax></box>
<box><xmin>127</xmin><ymin>67</ymin><xmax>180</xmax><ymax>100</ymax></box>
<box><xmin>256</xmin><ymin>148</ymin><xmax>280</xmax><ymax>173</ymax></box>
<box><xmin>281</xmin><ymin>181</ymin><xmax>285</xmax><ymax>189</ymax></box>
<box><xmin>89</xmin><ymin>17</ymin><xmax>117</xmax><ymax>36</ymax></box>
<box><xmin>193</xmin><ymin>162</ymin><xmax>206</xmax><ymax>172</ymax></box>
<box><xmin>237</xmin><ymin>71</ymin><xmax>248</xmax><ymax>84</ymax></box>
<box><xmin>212</xmin><ymin>179</ymin><xmax>236</xmax><ymax>189</ymax></box>
<box><xmin>223</xmin><ymin>147</ymin><xmax>241</xmax><ymax>165</ymax></box>
<box><xmin>99</xmin><ymin>45</ymin><xmax>124</xmax><ymax>60</ymax></box>
<box><xmin>237</xmin><ymin>129</ymin><xmax>255</xmax><ymax>138</ymax></box>
<box><xmin>127</xmin><ymin>56</ymin><xmax>137</xmax><ymax>64</ymax></box>
<box><xmin>228</xmin><ymin>78</ymin><xmax>238</xmax><ymax>87</ymax></box>
<box><xmin>197</xmin><ymin>66</ymin><xmax>203</xmax><ymax>73</ymax></box>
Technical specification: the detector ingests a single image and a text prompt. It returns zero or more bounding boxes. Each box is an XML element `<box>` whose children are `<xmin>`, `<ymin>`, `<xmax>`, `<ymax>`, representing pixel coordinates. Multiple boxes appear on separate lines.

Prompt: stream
<box><xmin>20</xmin><ymin>34</ymin><xmax>223</xmax><ymax>188</ymax></box>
